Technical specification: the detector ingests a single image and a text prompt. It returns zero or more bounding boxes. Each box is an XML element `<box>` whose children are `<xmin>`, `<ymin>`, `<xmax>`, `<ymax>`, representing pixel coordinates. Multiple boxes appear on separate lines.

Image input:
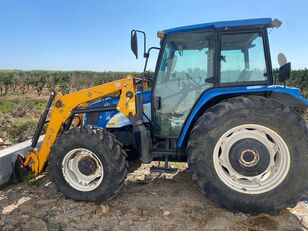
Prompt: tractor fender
<box><xmin>178</xmin><ymin>85</ymin><xmax>308</xmax><ymax>149</ymax></box>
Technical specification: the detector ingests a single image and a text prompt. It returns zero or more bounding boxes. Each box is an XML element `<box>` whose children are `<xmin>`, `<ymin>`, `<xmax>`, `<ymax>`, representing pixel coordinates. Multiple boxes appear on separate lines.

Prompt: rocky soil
<box><xmin>0</xmin><ymin>162</ymin><xmax>307</xmax><ymax>231</ymax></box>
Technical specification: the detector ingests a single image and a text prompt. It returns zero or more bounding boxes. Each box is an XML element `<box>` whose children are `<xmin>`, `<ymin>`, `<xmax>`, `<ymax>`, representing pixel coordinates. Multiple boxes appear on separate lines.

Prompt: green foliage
<box><xmin>0</xmin><ymin>97</ymin><xmax>47</xmax><ymax>114</ymax></box>
<box><xmin>0</xmin><ymin>70</ymin><xmax>153</xmax><ymax>96</ymax></box>
<box><xmin>273</xmin><ymin>68</ymin><xmax>308</xmax><ymax>95</ymax></box>
<box><xmin>6</xmin><ymin>119</ymin><xmax>37</xmax><ymax>143</ymax></box>
<box><xmin>0</xmin><ymin>69</ymin><xmax>306</xmax><ymax>97</ymax></box>
<box><xmin>26</xmin><ymin>172</ymin><xmax>42</xmax><ymax>187</ymax></box>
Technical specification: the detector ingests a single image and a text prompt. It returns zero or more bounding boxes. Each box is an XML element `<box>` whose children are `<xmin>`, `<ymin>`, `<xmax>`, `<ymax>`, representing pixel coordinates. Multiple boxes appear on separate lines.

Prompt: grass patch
<box><xmin>0</xmin><ymin>96</ymin><xmax>47</xmax><ymax>114</ymax></box>
<box><xmin>6</xmin><ymin>118</ymin><xmax>38</xmax><ymax>143</ymax></box>
<box><xmin>26</xmin><ymin>172</ymin><xmax>42</xmax><ymax>187</ymax></box>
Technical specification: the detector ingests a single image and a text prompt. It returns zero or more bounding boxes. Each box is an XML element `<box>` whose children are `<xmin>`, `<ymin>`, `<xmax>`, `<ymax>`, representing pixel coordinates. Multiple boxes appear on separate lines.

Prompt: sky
<box><xmin>0</xmin><ymin>0</ymin><xmax>307</xmax><ymax>72</ymax></box>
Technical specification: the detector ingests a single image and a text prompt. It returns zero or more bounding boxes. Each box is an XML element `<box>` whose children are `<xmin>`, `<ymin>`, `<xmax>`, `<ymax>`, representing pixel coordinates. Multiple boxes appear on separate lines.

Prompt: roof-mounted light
<box><xmin>272</xmin><ymin>19</ymin><xmax>282</xmax><ymax>28</ymax></box>
<box><xmin>157</xmin><ymin>31</ymin><xmax>165</xmax><ymax>39</ymax></box>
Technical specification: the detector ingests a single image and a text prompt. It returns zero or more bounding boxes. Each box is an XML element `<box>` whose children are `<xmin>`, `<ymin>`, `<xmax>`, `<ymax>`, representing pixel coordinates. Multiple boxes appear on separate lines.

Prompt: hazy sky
<box><xmin>0</xmin><ymin>0</ymin><xmax>307</xmax><ymax>71</ymax></box>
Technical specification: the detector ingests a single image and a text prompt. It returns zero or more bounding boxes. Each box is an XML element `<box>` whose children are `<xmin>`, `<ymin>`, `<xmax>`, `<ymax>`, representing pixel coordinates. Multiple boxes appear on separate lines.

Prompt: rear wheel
<box><xmin>187</xmin><ymin>96</ymin><xmax>308</xmax><ymax>214</ymax></box>
<box><xmin>49</xmin><ymin>127</ymin><xmax>128</xmax><ymax>202</ymax></box>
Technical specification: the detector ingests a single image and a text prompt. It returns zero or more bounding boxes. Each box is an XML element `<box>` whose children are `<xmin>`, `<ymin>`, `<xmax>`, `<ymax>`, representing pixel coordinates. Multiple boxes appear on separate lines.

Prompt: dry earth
<box><xmin>0</xmin><ymin>162</ymin><xmax>307</xmax><ymax>231</ymax></box>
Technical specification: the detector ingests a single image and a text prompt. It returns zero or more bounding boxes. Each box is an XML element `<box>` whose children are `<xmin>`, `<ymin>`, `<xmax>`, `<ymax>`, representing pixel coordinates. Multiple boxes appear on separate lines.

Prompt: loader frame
<box><xmin>24</xmin><ymin>76</ymin><xmax>137</xmax><ymax>174</ymax></box>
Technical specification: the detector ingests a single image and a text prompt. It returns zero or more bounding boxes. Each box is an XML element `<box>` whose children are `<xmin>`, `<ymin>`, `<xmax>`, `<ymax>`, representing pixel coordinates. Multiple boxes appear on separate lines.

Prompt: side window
<box><xmin>154</xmin><ymin>32</ymin><xmax>215</xmax><ymax>137</ymax></box>
<box><xmin>220</xmin><ymin>32</ymin><xmax>267</xmax><ymax>84</ymax></box>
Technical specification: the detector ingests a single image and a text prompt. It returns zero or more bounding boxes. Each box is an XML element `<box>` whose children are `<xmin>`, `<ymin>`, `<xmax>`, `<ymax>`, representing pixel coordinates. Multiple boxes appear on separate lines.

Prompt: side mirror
<box><xmin>279</xmin><ymin>62</ymin><xmax>291</xmax><ymax>83</ymax></box>
<box><xmin>277</xmin><ymin>53</ymin><xmax>291</xmax><ymax>83</ymax></box>
<box><xmin>131</xmin><ymin>30</ymin><xmax>138</xmax><ymax>59</ymax></box>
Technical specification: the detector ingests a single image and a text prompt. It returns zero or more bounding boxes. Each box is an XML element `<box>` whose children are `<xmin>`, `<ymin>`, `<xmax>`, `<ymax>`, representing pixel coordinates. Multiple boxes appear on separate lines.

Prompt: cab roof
<box><xmin>162</xmin><ymin>18</ymin><xmax>275</xmax><ymax>35</ymax></box>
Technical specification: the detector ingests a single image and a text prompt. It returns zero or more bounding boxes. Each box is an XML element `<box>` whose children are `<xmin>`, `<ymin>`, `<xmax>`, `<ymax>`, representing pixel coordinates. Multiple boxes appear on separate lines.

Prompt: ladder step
<box><xmin>150</xmin><ymin>166</ymin><xmax>178</xmax><ymax>174</ymax></box>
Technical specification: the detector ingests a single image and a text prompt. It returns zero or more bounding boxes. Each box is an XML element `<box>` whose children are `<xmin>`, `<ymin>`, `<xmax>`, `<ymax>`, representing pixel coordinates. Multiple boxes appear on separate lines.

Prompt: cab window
<box><xmin>154</xmin><ymin>31</ymin><xmax>215</xmax><ymax>137</ymax></box>
<box><xmin>220</xmin><ymin>32</ymin><xmax>268</xmax><ymax>84</ymax></box>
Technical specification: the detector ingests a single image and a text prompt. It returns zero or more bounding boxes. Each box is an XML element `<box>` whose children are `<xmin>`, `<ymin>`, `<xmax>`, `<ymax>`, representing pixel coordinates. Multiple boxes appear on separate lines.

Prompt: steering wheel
<box><xmin>185</xmin><ymin>73</ymin><xmax>201</xmax><ymax>89</ymax></box>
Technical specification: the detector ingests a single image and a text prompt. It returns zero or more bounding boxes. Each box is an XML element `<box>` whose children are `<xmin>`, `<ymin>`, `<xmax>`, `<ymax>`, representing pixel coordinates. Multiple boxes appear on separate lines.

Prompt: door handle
<box><xmin>154</xmin><ymin>96</ymin><xmax>161</xmax><ymax>110</ymax></box>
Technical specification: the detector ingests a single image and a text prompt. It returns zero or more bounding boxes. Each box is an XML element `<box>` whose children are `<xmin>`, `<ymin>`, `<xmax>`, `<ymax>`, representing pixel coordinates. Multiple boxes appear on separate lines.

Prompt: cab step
<box><xmin>150</xmin><ymin>156</ymin><xmax>178</xmax><ymax>174</ymax></box>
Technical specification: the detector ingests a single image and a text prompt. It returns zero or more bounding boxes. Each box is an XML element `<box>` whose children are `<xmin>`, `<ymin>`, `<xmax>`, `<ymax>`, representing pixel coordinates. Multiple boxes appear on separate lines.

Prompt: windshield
<box><xmin>154</xmin><ymin>31</ymin><xmax>215</xmax><ymax>137</ymax></box>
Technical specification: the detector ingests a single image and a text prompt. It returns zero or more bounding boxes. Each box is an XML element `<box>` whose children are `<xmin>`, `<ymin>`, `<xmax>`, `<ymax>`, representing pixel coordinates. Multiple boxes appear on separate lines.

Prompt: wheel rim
<box><xmin>62</xmin><ymin>148</ymin><xmax>104</xmax><ymax>192</ymax></box>
<box><xmin>213</xmin><ymin>124</ymin><xmax>290</xmax><ymax>194</ymax></box>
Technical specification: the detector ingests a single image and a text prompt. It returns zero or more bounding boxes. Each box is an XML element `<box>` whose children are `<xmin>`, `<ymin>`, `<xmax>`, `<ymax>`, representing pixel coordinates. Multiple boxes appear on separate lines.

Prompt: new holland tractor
<box><xmin>0</xmin><ymin>18</ymin><xmax>307</xmax><ymax>214</ymax></box>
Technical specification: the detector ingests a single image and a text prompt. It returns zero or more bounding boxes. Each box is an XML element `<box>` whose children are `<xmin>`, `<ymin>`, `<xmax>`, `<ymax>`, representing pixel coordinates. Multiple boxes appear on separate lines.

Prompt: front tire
<box><xmin>187</xmin><ymin>96</ymin><xmax>308</xmax><ymax>214</ymax></box>
<box><xmin>49</xmin><ymin>127</ymin><xmax>128</xmax><ymax>202</ymax></box>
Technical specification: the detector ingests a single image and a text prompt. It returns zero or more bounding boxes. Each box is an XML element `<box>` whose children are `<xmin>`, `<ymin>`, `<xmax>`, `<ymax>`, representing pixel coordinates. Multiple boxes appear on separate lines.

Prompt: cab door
<box><xmin>153</xmin><ymin>31</ymin><xmax>216</xmax><ymax>138</ymax></box>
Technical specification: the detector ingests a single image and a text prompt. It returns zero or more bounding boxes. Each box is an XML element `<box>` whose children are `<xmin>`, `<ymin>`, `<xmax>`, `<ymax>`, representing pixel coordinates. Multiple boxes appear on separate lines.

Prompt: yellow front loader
<box><xmin>25</xmin><ymin>76</ymin><xmax>138</xmax><ymax>175</ymax></box>
<box><xmin>0</xmin><ymin>74</ymin><xmax>151</xmax><ymax>203</ymax></box>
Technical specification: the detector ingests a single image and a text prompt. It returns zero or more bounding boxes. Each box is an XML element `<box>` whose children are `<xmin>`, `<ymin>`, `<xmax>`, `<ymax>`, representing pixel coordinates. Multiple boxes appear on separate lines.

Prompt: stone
<box><xmin>48</xmin><ymin>215</ymin><xmax>70</xmax><ymax>224</ymax></box>
<box><xmin>2</xmin><ymin>224</ymin><xmax>15</xmax><ymax>231</ymax></box>
<box><xmin>4</xmin><ymin>140</ymin><xmax>11</xmax><ymax>145</ymax></box>
<box><xmin>100</xmin><ymin>205</ymin><xmax>110</xmax><ymax>214</ymax></box>
<box><xmin>22</xmin><ymin>218</ymin><xmax>48</xmax><ymax>231</ymax></box>
<box><xmin>163</xmin><ymin>211</ymin><xmax>170</xmax><ymax>216</ymax></box>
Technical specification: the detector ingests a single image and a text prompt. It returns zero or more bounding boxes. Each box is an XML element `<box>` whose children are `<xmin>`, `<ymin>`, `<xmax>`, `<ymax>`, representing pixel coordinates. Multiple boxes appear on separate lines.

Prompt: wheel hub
<box><xmin>78</xmin><ymin>157</ymin><xmax>98</xmax><ymax>176</ymax></box>
<box><xmin>229</xmin><ymin>138</ymin><xmax>270</xmax><ymax>176</ymax></box>
<box><xmin>240</xmin><ymin>149</ymin><xmax>259</xmax><ymax>167</ymax></box>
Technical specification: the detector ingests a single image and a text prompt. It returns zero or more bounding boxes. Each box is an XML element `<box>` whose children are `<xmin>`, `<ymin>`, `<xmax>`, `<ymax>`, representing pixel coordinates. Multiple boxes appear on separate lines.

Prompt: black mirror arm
<box><xmin>138</xmin><ymin>46</ymin><xmax>161</xmax><ymax>110</ymax></box>
<box><xmin>143</xmin><ymin>47</ymin><xmax>160</xmax><ymax>73</ymax></box>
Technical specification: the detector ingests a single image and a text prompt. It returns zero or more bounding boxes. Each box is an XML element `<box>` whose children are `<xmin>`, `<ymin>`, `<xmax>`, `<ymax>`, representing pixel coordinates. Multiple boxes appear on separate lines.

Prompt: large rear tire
<box><xmin>49</xmin><ymin>126</ymin><xmax>128</xmax><ymax>202</ymax></box>
<box><xmin>187</xmin><ymin>96</ymin><xmax>308</xmax><ymax>214</ymax></box>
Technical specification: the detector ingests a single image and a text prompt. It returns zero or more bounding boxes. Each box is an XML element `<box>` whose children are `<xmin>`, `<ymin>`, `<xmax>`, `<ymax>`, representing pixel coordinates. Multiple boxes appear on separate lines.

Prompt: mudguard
<box><xmin>178</xmin><ymin>85</ymin><xmax>308</xmax><ymax>148</ymax></box>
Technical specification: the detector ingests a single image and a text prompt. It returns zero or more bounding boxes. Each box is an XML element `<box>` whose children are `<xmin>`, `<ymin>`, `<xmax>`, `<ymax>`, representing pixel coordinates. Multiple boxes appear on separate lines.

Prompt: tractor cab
<box><xmin>153</xmin><ymin>25</ymin><xmax>270</xmax><ymax>138</ymax></box>
<box><xmin>129</xmin><ymin>18</ymin><xmax>296</xmax><ymax>159</ymax></box>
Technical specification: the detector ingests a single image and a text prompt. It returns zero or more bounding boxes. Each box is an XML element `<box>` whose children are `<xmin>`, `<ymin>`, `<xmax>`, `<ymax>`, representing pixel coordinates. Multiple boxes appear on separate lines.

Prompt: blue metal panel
<box><xmin>84</xmin><ymin>90</ymin><xmax>152</xmax><ymax>128</ymax></box>
<box><xmin>83</xmin><ymin>97</ymin><xmax>119</xmax><ymax>128</ymax></box>
<box><xmin>177</xmin><ymin>85</ymin><xmax>308</xmax><ymax>148</ymax></box>
<box><xmin>163</xmin><ymin>18</ymin><xmax>273</xmax><ymax>35</ymax></box>
<box><xmin>136</xmin><ymin>89</ymin><xmax>152</xmax><ymax>104</ymax></box>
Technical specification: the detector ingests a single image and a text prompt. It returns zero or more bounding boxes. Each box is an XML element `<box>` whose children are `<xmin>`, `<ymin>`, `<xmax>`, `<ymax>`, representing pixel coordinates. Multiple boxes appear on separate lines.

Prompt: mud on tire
<box><xmin>187</xmin><ymin>95</ymin><xmax>308</xmax><ymax>214</ymax></box>
<box><xmin>48</xmin><ymin>126</ymin><xmax>128</xmax><ymax>202</ymax></box>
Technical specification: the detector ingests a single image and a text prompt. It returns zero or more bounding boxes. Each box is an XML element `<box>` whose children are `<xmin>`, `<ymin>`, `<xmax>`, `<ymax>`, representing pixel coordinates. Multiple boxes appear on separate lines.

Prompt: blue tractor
<box><xmin>7</xmin><ymin>18</ymin><xmax>306</xmax><ymax>214</ymax></box>
<box><xmin>74</xmin><ymin>18</ymin><xmax>307</xmax><ymax>213</ymax></box>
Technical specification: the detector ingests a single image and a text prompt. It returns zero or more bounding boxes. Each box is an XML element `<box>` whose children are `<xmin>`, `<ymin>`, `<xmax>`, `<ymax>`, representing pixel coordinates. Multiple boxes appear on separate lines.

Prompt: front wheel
<box><xmin>49</xmin><ymin>127</ymin><xmax>128</xmax><ymax>202</ymax></box>
<box><xmin>187</xmin><ymin>96</ymin><xmax>308</xmax><ymax>214</ymax></box>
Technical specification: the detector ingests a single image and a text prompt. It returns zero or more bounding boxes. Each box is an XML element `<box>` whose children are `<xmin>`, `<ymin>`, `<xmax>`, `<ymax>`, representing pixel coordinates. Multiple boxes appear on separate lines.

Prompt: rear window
<box><xmin>220</xmin><ymin>32</ymin><xmax>268</xmax><ymax>84</ymax></box>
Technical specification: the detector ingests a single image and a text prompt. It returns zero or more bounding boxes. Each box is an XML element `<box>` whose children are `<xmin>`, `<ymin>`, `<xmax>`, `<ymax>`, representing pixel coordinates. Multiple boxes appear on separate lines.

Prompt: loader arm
<box><xmin>24</xmin><ymin>75</ymin><xmax>137</xmax><ymax>174</ymax></box>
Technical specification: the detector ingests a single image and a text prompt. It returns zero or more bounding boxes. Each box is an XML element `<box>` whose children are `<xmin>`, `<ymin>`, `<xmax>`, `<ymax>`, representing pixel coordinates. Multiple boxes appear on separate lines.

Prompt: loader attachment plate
<box><xmin>0</xmin><ymin>135</ymin><xmax>44</xmax><ymax>187</ymax></box>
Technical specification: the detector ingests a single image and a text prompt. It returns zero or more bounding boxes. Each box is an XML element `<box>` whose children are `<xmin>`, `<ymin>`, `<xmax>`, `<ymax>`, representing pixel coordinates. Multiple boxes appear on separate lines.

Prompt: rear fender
<box><xmin>178</xmin><ymin>85</ymin><xmax>307</xmax><ymax>149</ymax></box>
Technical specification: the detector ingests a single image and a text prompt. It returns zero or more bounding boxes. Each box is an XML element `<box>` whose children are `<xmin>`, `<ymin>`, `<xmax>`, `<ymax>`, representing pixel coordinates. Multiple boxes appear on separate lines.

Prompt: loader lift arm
<box><xmin>23</xmin><ymin>76</ymin><xmax>137</xmax><ymax>174</ymax></box>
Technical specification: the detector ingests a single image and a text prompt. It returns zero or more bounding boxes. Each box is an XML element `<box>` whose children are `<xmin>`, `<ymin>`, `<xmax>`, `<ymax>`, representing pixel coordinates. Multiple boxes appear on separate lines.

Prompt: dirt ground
<box><xmin>0</xmin><ymin>162</ymin><xmax>307</xmax><ymax>231</ymax></box>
